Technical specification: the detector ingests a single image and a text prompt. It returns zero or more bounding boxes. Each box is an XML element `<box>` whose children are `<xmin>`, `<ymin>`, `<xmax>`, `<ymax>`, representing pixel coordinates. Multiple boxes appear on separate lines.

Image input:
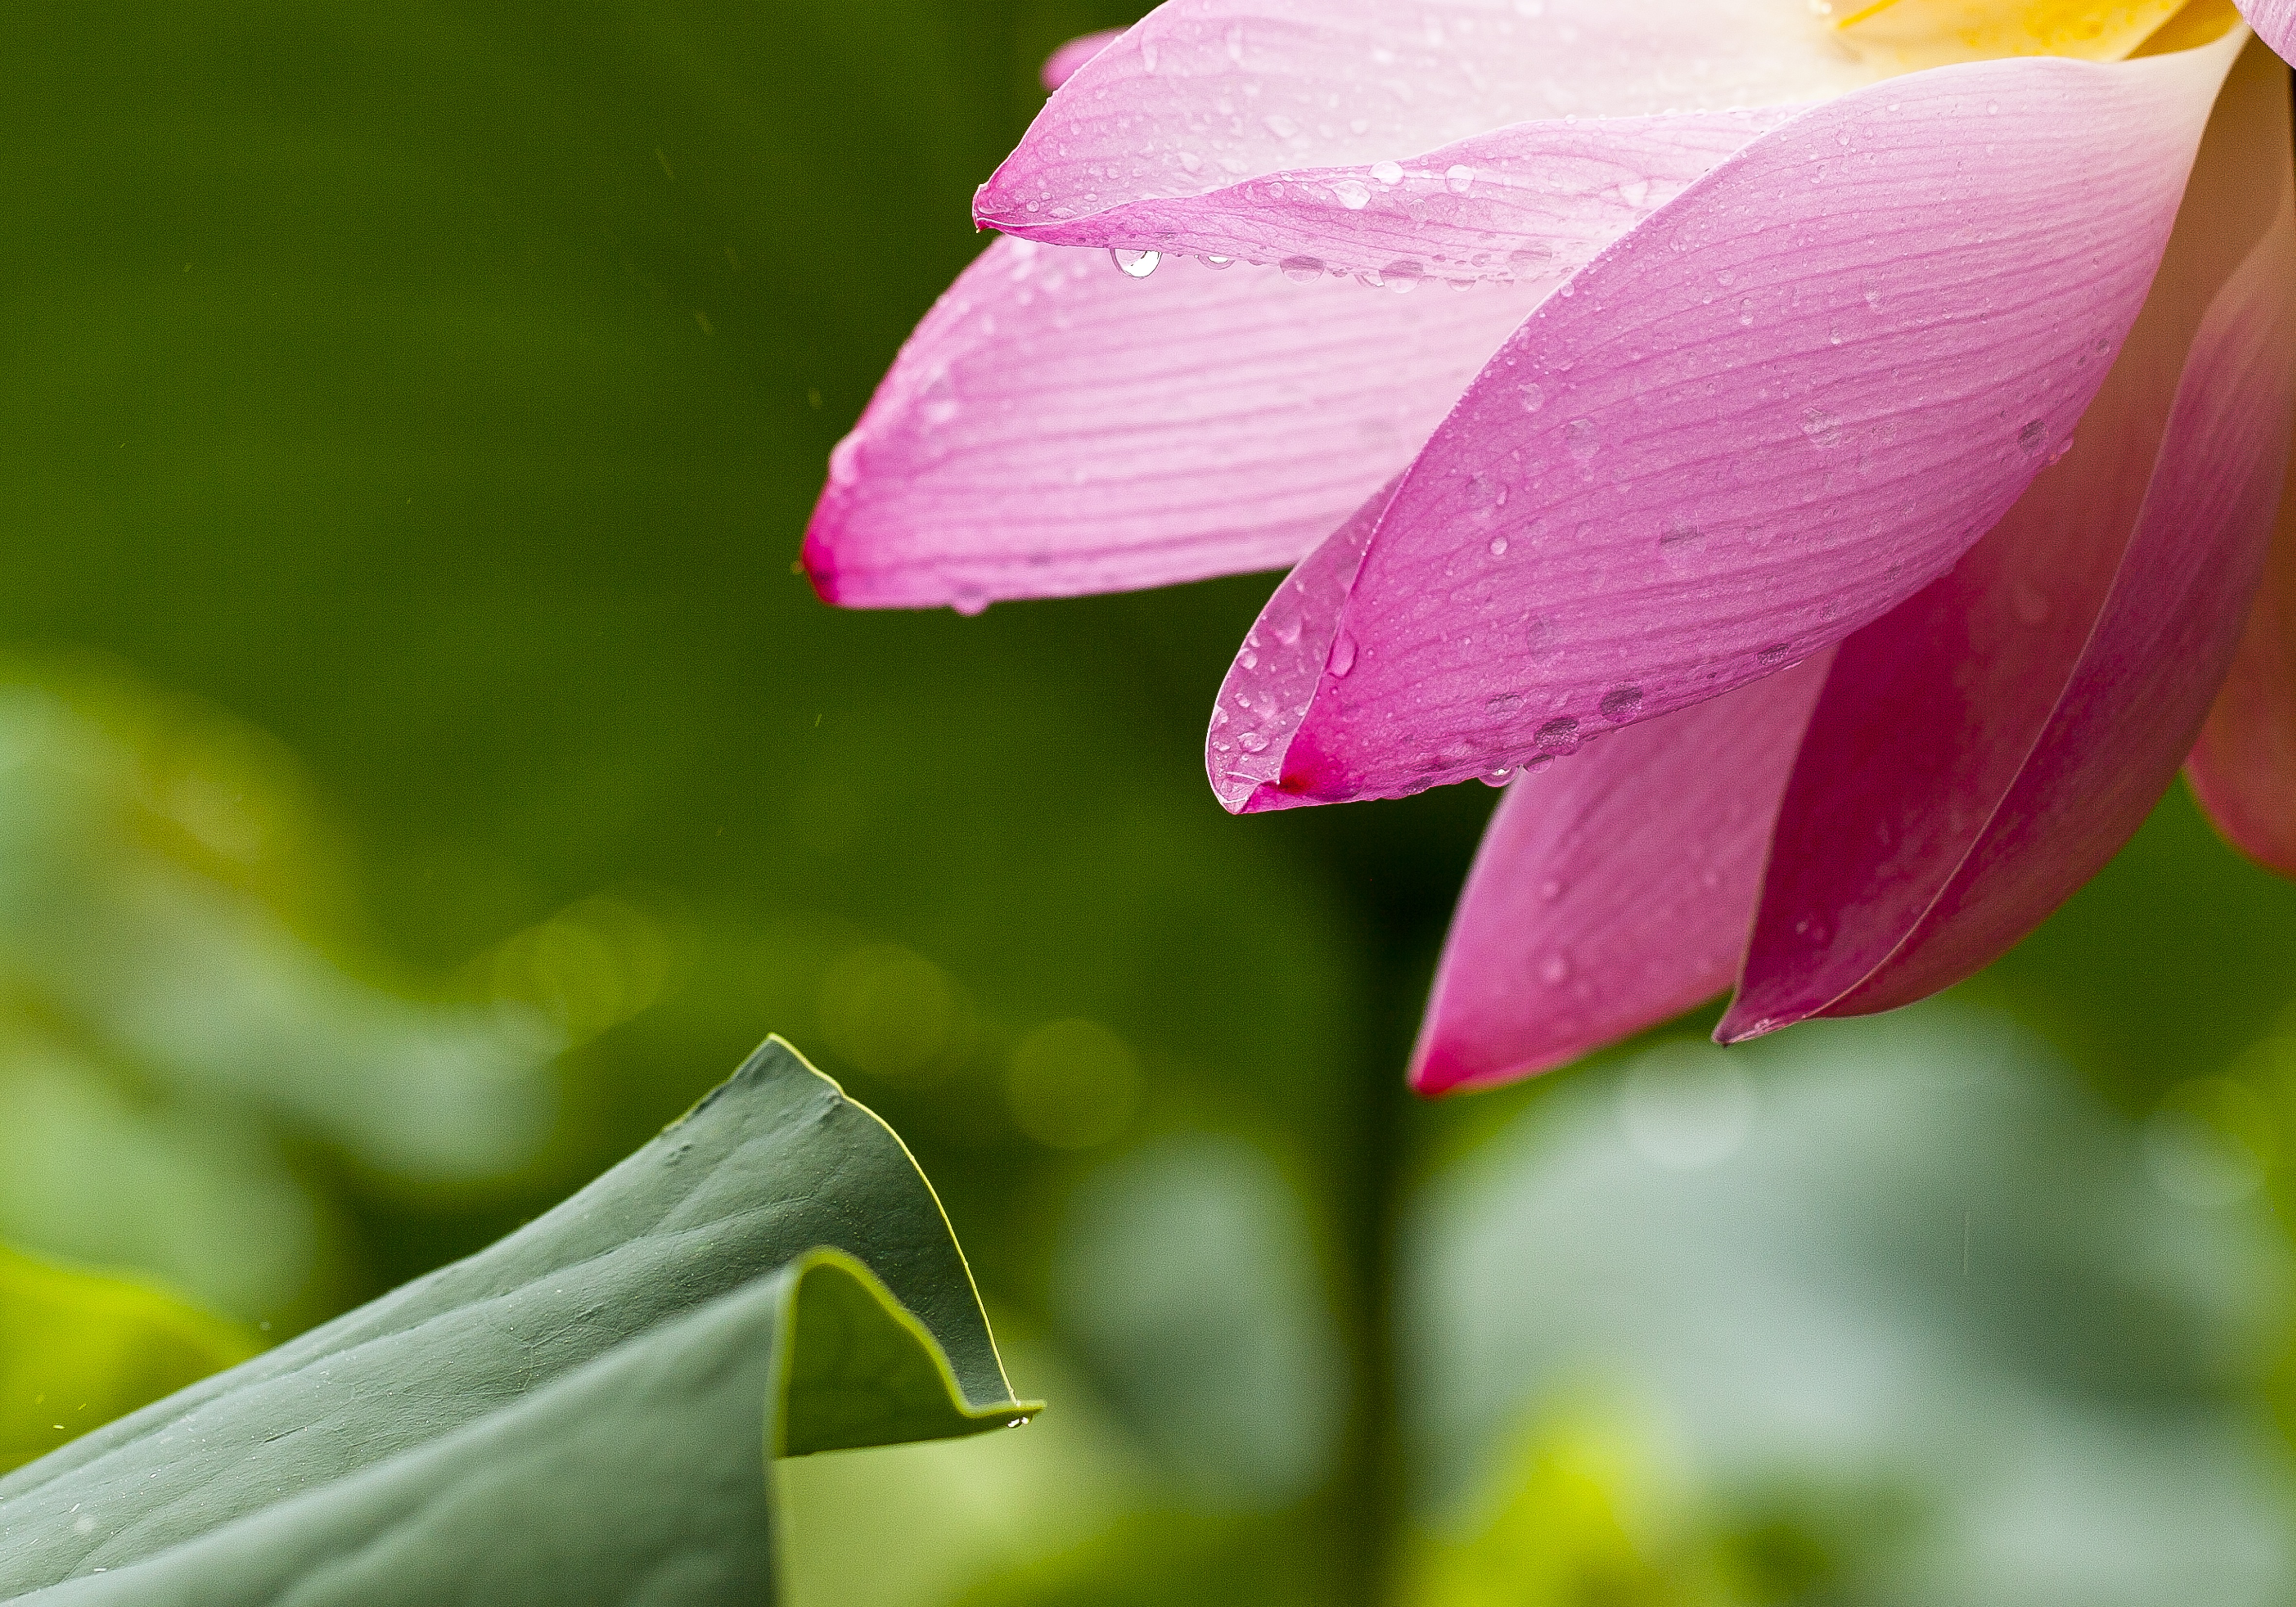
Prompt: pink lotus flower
<box><xmin>805</xmin><ymin>0</ymin><xmax>2296</xmax><ymax>1094</ymax></box>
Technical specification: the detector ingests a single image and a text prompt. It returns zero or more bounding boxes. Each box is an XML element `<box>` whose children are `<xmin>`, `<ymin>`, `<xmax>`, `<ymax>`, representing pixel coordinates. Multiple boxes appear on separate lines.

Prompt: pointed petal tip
<box><xmin>1408</xmin><ymin>1036</ymin><xmax>1556</xmax><ymax>1098</ymax></box>
<box><xmin>1711</xmin><ymin>1002</ymin><xmax>1798</xmax><ymax>1046</ymax></box>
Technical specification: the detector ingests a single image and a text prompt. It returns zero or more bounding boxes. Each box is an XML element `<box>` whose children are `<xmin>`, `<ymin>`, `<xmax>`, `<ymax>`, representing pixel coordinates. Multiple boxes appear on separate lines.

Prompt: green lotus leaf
<box><xmin>0</xmin><ymin>1037</ymin><xmax>1037</xmax><ymax>1603</ymax></box>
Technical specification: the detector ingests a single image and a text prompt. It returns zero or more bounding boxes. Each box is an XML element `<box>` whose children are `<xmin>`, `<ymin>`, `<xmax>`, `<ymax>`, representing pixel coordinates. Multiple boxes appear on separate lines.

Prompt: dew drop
<box><xmin>1328</xmin><ymin>631</ymin><xmax>1358</xmax><ymax>676</ymax></box>
<box><xmin>1485</xmin><ymin>691</ymin><xmax>1524</xmax><ymax>716</ymax></box>
<box><xmin>1201</xmin><ymin>254</ymin><xmax>1235</xmax><ymax>270</ymax></box>
<box><xmin>1444</xmin><ymin>163</ymin><xmax>1476</xmax><ymax>194</ymax></box>
<box><xmin>1540</xmin><ymin>952</ymin><xmax>1572</xmax><ymax>985</ymax></box>
<box><xmin>1331</xmin><ymin>178</ymin><xmax>1372</xmax><ymax>210</ymax></box>
<box><xmin>1382</xmin><ymin>258</ymin><xmax>1425</xmax><ymax>294</ymax></box>
<box><xmin>1488</xmin><ymin>534</ymin><xmax>1509</xmax><ymax>557</ymax></box>
<box><xmin>1536</xmin><ymin>715</ymin><xmax>1580</xmax><ymax>748</ymax></box>
<box><xmin>1371</xmin><ymin>159</ymin><xmax>1405</xmax><ymax>188</ymax></box>
<box><xmin>1599</xmin><ymin>685</ymin><xmax>1644</xmax><ymax>723</ymax></box>
<box><xmin>1518</xmin><ymin>382</ymin><xmax>1545</xmax><ymax>413</ymax></box>
<box><xmin>1799</xmin><ymin>406</ymin><xmax>1843</xmax><ymax>449</ymax></box>
<box><xmin>1110</xmin><ymin>248</ymin><xmax>1161</xmax><ymax>278</ymax></box>
<box><xmin>1565</xmin><ymin>418</ymin><xmax>1599</xmax><ymax>461</ymax></box>
<box><xmin>1280</xmin><ymin>255</ymin><xmax>1325</xmax><ymax>282</ymax></box>
<box><xmin>1539</xmin><ymin>878</ymin><xmax>1564</xmax><ymax>901</ymax></box>
<box><xmin>951</xmin><ymin>583</ymin><xmax>990</xmax><ymax>617</ymax></box>
<box><xmin>2018</xmin><ymin>419</ymin><xmax>2048</xmax><ymax>456</ymax></box>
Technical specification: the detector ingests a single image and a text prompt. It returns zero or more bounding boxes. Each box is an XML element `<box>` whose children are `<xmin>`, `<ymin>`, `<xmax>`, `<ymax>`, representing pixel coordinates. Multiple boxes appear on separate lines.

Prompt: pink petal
<box><xmin>1205</xmin><ymin>39</ymin><xmax>2240</xmax><ymax>814</ymax></box>
<box><xmin>803</xmin><ymin>242</ymin><xmax>1549</xmax><ymax>609</ymax></box>
<box><xmin>979</xmin><ymin>109</ymin><xmax>1796</xmax><ymax>288</ymax></box>
<box><xmin>2238</xmin><ymin>0</ymin><xmax>2296</xmax><ymax>63</ymax></box>
<box><xmin>2187</xmin><ymin>453</ymin><xmax>2296</xmax><ymax>879</ymax></box>
<box><xmin>1722</xmin><ymin>40</ymin><xmax>2296</xmax><ymax>1038</ymax></box>
<box><xmin>982</xmin><ymin>0</ymin><xmax>1877</xmax><ymax>242</ymax></box>
<box><xmin>1411</xmin><ymin>651</ymin><xmax>1833</xmax><ymax>1096</ymax></box>
<box><xmin>1043</xmin><ymin>29</ymin><xmax>1125</xmax><ymax>91</ymax></box>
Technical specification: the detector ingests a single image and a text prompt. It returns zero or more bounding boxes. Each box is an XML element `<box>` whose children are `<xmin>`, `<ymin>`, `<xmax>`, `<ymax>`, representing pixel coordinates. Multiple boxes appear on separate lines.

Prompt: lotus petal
<box><xmin>803</xmin><ymin>242</ymin><xmax>1549</xmax><ymax>609</ymax></box>
<box><xmin>980</xmin><ymin>110</ymin><xmax>1796</xmax><ymax>288</ymax></box>
<box><xmin>1411</xmin><ymin>652</ymin><xmax>1831</xmax><ymax>1095</ymax></box>
<box><xmin>1206</xmin><ymin>35</ymin><xmax>2241</xmax><ymax>813</ymax></box>
<box><xmin>2187</xmin><ymin>448</ymin><xmax>2296</xmax><ymax>878</ymax></box>
<box><xmin>1043</xmin><ymin>29</ymin><xmax>1125</xmax><ymax>91</ymax></box>
<box><xmin>2236</xmin><ymin>0</ymin><xmax>2296</xmax><ymax>62</ymax></box>
<box><xmin>1722</xmin><ymin>39</ymin><xmax>2296</xmax><ymax>1037</ymax></box>
<box><xmin>982</xmin><ymin>0</ymin><xmax>1879</xmax><ymax>243</ymax></box>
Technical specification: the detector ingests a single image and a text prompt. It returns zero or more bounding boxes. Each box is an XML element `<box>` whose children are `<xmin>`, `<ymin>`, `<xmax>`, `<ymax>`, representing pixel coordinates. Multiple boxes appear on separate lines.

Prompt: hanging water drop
<box><xmin>1110</xmin><ymin>248</ymin><xmax>1161</xmax><ymax>278</ymax></box>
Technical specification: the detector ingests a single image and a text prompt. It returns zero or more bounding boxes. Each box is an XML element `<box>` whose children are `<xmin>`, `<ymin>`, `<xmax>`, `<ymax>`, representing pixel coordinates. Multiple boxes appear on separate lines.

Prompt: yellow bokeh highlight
<box><xmin>1826</xmin><ymin>0</ymin><xmax>2225</xmax><ymax>68</ymax></box>
<box><xmin>2</xmin><ymin>1242</ymin><xmax>258</xmax><ymax>1472</ymax></box>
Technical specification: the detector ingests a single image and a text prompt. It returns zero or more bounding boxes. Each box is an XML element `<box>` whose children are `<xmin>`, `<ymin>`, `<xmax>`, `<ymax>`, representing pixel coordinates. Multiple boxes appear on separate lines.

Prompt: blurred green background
<box><xmin>4</xmin><ymin>4</ymin><xmax>2296</xmax><ymax>1603</ymax></box>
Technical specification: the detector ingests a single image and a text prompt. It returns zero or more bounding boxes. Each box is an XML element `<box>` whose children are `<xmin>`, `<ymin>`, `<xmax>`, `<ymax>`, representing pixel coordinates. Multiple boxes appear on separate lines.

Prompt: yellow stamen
<box><xmin>1831</xmin><ymin>0</ymin><xmax>2229</xmax><ymax>68</ymax></box>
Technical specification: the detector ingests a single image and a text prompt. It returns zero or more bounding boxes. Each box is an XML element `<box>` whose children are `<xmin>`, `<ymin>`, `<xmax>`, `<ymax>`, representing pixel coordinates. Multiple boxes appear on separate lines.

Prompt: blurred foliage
<box><xmin>2</xmin><ymin>3</ymin><xmax>2295</xmax><ymax>1605</ymax></box>
<box><xmin>0</xmin><ymin>1244</ymin><xmax>255</xmax><ymax>1474</ymax></box>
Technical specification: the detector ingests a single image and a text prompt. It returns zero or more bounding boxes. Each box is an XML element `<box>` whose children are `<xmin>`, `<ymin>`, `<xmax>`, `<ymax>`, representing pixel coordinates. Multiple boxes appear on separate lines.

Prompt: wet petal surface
<box><xmin>1207</xmin><ymin>36</ymin><xmax>2239</xmax><ymax>812</ymax></box>
<box><xmin>804</xmin><ymin>244</ymin><xmax>1550</xmax><ymax>609</ymax></box>
<box><xmin>1724</xmin><ymin>39</ymin><xmax>2296</xmax><ymax>1036</ymax></box>
<box><xmin>1412</xmin><ymin>654</ymin><xmax>1832</xmax><ymax>1095</ymax></box>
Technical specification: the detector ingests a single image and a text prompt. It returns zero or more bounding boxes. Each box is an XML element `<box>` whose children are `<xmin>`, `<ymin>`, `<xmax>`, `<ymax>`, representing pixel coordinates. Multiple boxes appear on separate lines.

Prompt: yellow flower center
<box><xmin>1826</xmin><ymin>0</ymin><xmax>2239</xmax><ymax>68</ymax></box>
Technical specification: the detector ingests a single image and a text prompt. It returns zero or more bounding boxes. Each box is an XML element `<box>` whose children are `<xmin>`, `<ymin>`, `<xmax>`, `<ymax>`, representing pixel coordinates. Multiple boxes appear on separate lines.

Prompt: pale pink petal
<box><xmin>803</xmin><ymin>242</ymin><xmax>1549</xmax><ymax>609</ymax></box>
<box><xmin>981</xmin><ymin>0</ymin><xmax>1877</xmax><ymax>241</ymax></box>
<box><xmin>1043</xmin><ymin>29</ymin><xmax>1124</xmax><ymax>91</ymax></box>
<box><xmin>1722</xmin><ymin>41</ymin><xmax>2296</xmax><ymax>1038</ymax></box>
<box><xmin>979</xmin><ymin>109</ymin><xmax>1795</xmax><ymax>288</ymax></box>
<box><xmin>2187</xmin><ymin>444</ymin><xmax>2296</xmax><ymax>878</ymax></box>
<box><xmin>1204</xmin><ymin>38</ymin><xmax>2240</xmax><ymax>813</ymax></box>
<box><xmin>1411</xmin><ymin>652</ymin><xmax>1832</xmax><ymax>1096</ymax></box>
<box><xmin>2237</xmin><ymin>0</ymin><xmax>2296</xmax><ymax>63</ymax></box>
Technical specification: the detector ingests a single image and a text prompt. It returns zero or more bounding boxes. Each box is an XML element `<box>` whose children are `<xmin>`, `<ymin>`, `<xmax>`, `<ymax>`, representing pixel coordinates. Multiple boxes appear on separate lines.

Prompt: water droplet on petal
<box><xmin>2018</xmin><ymin>419</ymin><xmax>2048</xmax><ymax>456</ymax></box>
<box><xmin>1536</xmin><ymin>716</ymin><xmax>1580</xmax><ymax>749</ymax></box>
<box><xmin>951</xmin><ymin>583</ymin><xmax>989</xmax><ymax>616</ymax></box>
<box><xmin>1328</xmin><ymin>632</ymin><xmax>1358</xmax><ymax>676</ymax></box>
<box><xmin>1488</xmin><ymin>535</ymin><xmax>1509</xmax><ymax>557</ymax></box>
<box><xmin>1599</xmin><ymin>685</ymin><xmax>1644</xmax><ymax>723</ymax></box>
<box><xmin>1370</xmin><ymin>159</ymin><xmax>1404</xmax><ymax>188</ymax></box>
<box><xmin>1444</xmin><ymin>163</ymin><xmax>1476</xmax><ymax>194</ymax></box>
<box><xmin>1518</xmin><ymin>382</ymin><xmax>1545</xmax><ymax>413</ymax></box>
<box><xmin>1110</xmin><ymin>248</ymin><xmax>1161</xmax><ymax>278</ymax></box>
<box><xmin>1382</xmin><ymin>258</ymin><xmax>1424</xmax><ymax>294</ymax></box>
<box><xmin>1566</xmin><ymin>419</ymin><xmax>1599</xmax><ymax>461</ymax></box>
<box><xmin>1539</xmin><ymin>878</ymin><xmax>1564</xmax><ymax>901</ymax></box>
<box><xmin>1331</xmin><ymin>179</ymin><xmax>1372</xmax><ymax>210</ymax></box>
<box><xmin>1280</xmin><ymin>255</ymin><xmax>1325</xmax><ymax>282</ymax></box>
<box><xmin>1540</xmin><ymin>952</ymin><xmax>1571</xmax><ymax>984</ymax></box>
<box><xmin>1201</xmin><ymin>254</ymin><xmax>1235</xmax><ymax>270</ymax></box>
<box><xmin>1799</xmin><ymin>406</ymin><xmax>1843</xmax><ymax>449</ymax></box>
